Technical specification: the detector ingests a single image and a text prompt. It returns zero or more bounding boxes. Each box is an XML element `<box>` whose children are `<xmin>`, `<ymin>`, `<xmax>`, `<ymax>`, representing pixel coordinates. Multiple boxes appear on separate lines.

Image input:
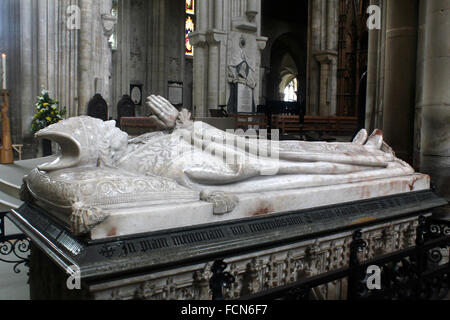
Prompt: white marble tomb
<box><xmin>20</xmin><ymin>96</ymin><xmax>430</xmax><ymax>240</ymax></box>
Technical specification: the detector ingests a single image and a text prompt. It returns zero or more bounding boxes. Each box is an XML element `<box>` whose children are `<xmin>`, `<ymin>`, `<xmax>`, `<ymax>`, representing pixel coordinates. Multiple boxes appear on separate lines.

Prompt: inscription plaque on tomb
<box><xmin>8</xmin><ymin>190</ymin><xmax>446</xmax><ymax>279</ymax></box>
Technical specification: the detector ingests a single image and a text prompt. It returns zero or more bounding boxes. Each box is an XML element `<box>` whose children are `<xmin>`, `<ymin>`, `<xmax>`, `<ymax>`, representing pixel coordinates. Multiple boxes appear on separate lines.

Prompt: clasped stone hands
<box><xmin>146</xmin><ymin>95</ymin><xmax>180</xmax><ymax>130</ymax></box>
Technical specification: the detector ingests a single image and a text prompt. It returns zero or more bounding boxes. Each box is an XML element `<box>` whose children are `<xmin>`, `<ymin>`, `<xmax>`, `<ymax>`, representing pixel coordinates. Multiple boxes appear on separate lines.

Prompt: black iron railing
<box><xmin>0</xmin><ymin>212</ymin><xmax>30</xmax><ymax>274</ymax></box>
<box><xmin>210</xmin><ymin>216</ymin><xmax>450</xmax><ymax>300</ymax></box>
<box><xmin>2</xmin><ymin>209</ymin><xmax>449</xmax><ymax>300</ymax></box>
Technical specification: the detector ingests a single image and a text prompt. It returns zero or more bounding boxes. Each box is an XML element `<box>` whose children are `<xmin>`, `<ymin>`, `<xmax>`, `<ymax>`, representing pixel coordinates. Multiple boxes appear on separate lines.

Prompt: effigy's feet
<box><xmin>352</xmin><ymin>129</ymin><xmax>368</xmax><ymax>145</ymax></box>
<box><xmin>353</xmin><ymin>129</ymin><xmax>385</xmax><ymax>150</ymax></box>
<box><xmin>365</xmin><ymin>129</ymin><xmax>384</xmax><ymax>150</ymax></box>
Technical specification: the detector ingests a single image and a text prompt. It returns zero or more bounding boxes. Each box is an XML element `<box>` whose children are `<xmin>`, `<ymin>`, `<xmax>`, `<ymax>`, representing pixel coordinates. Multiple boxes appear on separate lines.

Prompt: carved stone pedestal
<box><xmin>9</xmin><ymin>190</ymin><xmax>447</xmax><ymax>300</ymax></box>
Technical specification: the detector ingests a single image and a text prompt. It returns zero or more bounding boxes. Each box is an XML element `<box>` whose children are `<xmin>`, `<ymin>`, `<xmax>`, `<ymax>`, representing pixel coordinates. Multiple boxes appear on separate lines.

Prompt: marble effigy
<box><xmin>20</xmin><ymin>95</ymin><xmax>430</xmax><ymax>238</ymax></box>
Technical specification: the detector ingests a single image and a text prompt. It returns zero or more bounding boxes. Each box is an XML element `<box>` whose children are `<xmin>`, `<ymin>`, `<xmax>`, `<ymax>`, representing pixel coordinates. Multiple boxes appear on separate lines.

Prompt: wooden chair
<box><xmin>12</xmin><ymin>144</ymin><xmax>23</xmax><ymax>161</ymax></box>
<box><xmin>258</xmin><ymin>101</ymin><xmax>305</xmax><ymax>138</ymax></box>
<box><xmin>120</xmin><ymin>117</ymin><xmax>160</xmax><ymax>137</ymax></box>
<box><xmin>230</xmin><ymin>113</ymin><xmax>268</xmax><ymax>131</ymax></box>
<box><xmin>303</xmin><ymin>116</ymin><xmax>358</xmax><ymax>135</ymax></box>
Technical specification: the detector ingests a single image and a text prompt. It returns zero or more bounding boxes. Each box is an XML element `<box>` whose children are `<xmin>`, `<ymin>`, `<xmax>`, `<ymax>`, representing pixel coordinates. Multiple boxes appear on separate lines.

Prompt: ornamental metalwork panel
<box><xmin>0</xmin><ymin>212</ymin><xmax>30</xmax><ymax>275</ymax></box>
<box><xmin>237</xmin><ymin>216</ymin><xmax>450</xmax><ymax>301</ymax></box>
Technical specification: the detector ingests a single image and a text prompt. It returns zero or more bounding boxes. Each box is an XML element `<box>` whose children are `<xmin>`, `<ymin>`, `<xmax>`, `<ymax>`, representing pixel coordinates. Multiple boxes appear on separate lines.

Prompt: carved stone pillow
<box><xmin>34</xmin><ymin>116</ymin><xmax>129</xmax><ymax>171</ymax></box>
<box><xmin>22</xmin><ymin>167</ymin><xmax>199</xmax><ymax>235</ymax></box>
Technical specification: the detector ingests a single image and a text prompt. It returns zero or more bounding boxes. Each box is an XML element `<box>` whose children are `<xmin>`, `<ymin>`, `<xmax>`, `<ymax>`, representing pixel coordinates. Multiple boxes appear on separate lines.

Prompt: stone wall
<box><xmin>260</xmin><ymin>1</ymin><xmax>308</xmax><ymax>104</ymax></box>
<box><xmin>366</xmin><ymin>0</ymin><xmax>450</xmax><ymax>214</ymax></box>
<box><xmin>415</xmin><ymin>0</ymin><xmax>450</xmax><ymax>213</ymax></box>
<box><xmin>112</xmin><ymin>0</ymin><xmax>187</xmax><ymax>117</ymax></box>
<box><xmin>190</xmin><ymin>0</ymin><xmax>267</xmax><ymax>117</ymax></box>
<box><xmin>308</xmin><ymin>0</ymin><xmax>339</xmax><ymax>116</ymax></box>
<box><xmin>365</xmin><ymin>0</ymin><xmax>387</xmax><ymax>132</ymax></box>
<box><xmin>0</xmin><ymin>0</ymin><xmax>114</xmax><ymax>159</ymax></box>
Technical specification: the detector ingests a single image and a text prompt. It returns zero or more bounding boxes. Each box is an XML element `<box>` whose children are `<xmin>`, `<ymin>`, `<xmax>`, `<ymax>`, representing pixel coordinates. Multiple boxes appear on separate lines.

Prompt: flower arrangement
<box><xmin>31</xmin><ymin>89</ymin><xmax>66</xmax><ymax>133</ymax></box>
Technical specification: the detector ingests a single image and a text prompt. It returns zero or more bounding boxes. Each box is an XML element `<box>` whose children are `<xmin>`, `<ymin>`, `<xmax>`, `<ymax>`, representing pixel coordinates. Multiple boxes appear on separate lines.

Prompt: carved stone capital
<box><xmin>257</xmin><ymin>36</ymin><xmax>268</xmax><ymax>52</ymax></box>
<box><xmin>232</xmin><ymin>18</ymin><xmax>258</xmax><ymax>33</ymax></box>
<box><xmin>314</xmin><ymin>51</ymin><xmax>338</xmax><ymax>64</ymax></box>
<box><xmin>101</xmin><ymin>14</ymin><xmax>117</xmax><ymax>38</ymax></box>
<box><xmin>206</xmin><ymin>30</ymin><xmax>227</xmax><ymax>46</ymax></box>
<box><xmin>189</xmin><ymin>31</ymin><xmax>207</xmax><ymax>48</ymax></box>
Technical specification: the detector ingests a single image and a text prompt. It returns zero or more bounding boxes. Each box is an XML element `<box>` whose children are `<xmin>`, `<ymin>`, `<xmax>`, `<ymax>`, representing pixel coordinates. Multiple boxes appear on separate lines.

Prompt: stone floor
<box><xmin>0</xmin><ymin>157</ymin><xmax>51</xmax><ymax>300</ymax></box>
<box><xmin>0</xmin><ymin>262</ymin><xmax>29</xmax><ymax>300</ymax></box>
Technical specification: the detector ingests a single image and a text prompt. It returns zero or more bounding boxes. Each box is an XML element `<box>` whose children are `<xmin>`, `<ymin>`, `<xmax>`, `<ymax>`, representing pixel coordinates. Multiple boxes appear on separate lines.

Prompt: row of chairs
<box><xmin>117</xmin><ymin>99</ymin><xmax>358</xmax><ymax>140</ymax></box>
<box><xmin>232</xmin><ymin>113</ymin><xmax>358</xmax><ymax>137</ymax></box>
<box><xmin>230</xmin><ymin>101</ymin><xmax>358</xmax><ymax>140</ymax></box>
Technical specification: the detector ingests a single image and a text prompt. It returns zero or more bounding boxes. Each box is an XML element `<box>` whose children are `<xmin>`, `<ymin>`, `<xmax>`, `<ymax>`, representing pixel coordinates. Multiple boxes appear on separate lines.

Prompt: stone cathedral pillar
<box><xmin>190</xmin><ymin>0</ymin><xmax>209</xmax><ymax>117</ymax></box>
<box><xmin>190</xmin><ymin>0</ymin><xmax>266</xmax><ymax>118</ymax></box>
<box><xmin>416</xmin><ymin>0</ymin><xmax>450</xmax><ymax>212</ymax></box>
<box><xmin>309</xmin><ymin>0</ymin><xmax>338</xmax><ymax>116</ymax></box>
<box><xmin>382</xmin><ymin>0</ymin><xmax>418</xmax><ymax>163</ymax></box>
<box><xmin>315</xmin><ymin>53</ymin><xmax>335</xmax><ymax>116</ymax></box>
<box><xmin>78</xmin><ymin>0</ymin><xmax>114</xmax><ymax>115</ymax></box>
<box><xmin>190</xmin><ymin>35</ymin><xmax>208</xmax><ymax>117</ymax></box>
<box><xmin>78</xmin><ymin>0</ymin><xmax>94</xmax><ymax>115</ymax></box>
<box><xmin>206</xmin><ymin>31</ymin><xmax>227</xmax><ymax>112</ymax></box>
<box><xmin>0</xmin><ymin>0</ymin><xmax>114</xmax><ymax>157</ymax></box>
<box><xmin>13</xmin><ymin>0</ymin><xmax>86</xmax><ymax>156</ymax></box>
<box><xmin>365</xmin><ymin>0</ymin><xmax>387</xmax><ymax>132</ymax></box>
<box><xmin>19</xmin><ymin>0</ymin><xmax>34</xmax><ymax>145</ymax></box>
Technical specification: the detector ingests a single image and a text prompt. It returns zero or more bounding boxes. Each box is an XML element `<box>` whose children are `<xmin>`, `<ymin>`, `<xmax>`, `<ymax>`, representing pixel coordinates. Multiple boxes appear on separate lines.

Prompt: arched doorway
<box><xmin>265</xmin><ymin>33</ymin><xmax>307</xmax><ymax>105</ymax></box>
<box><xmin>260</xmin><ymin>0</ymin><xmax>308</xmax><ymax>107</ymax></box>
<box><xmin>283</xmin><ymin>78</ymin><xmax>298</xmax><ymax>102</ymax></box>
<box><xmin>278</xmin><ymin>53</ymin><xmax>299</xmax><ymax>102</ymax></box>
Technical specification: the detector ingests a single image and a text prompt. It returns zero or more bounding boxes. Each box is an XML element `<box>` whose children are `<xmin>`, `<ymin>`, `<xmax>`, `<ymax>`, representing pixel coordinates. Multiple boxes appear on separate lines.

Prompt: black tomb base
<box><xmin>8</xmin><ymin>190</ymin><xmax>448</xmax><ymax>300</ymax></box>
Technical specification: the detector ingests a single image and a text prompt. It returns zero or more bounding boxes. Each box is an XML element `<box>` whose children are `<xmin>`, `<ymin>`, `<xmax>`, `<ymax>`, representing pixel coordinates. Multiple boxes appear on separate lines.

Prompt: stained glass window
<box><xmin>185</xmin><ymin>1</ymin><xmax>195</xmax><ymax>56</ymax></box>
<box><xmin>186</xmin><ymin>0</ymin><xmax>195</xmax><ymax>15</ymax></box>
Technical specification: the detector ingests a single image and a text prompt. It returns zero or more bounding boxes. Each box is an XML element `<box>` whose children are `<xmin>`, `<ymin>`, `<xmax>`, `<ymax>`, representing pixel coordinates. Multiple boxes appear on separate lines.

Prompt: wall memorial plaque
<box><xmin>237</xmin><ymin>83</ymin><xmax>253</xmax><ymax>113</ymax></box>
<box><xmin>168</xmin><ymin>83</ymin><xmax>183</xmax><ymax>106</ymax></box>
<box><xmin>130</xmin><ymin>84</ymin><xmax>143</xmax><ymax>106</ymax></box>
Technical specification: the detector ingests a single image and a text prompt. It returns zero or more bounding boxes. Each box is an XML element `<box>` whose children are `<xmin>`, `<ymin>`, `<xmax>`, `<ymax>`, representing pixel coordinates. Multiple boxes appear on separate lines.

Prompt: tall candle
<box><xmin>1</xmin><ymin>54</ymin><xmax>6</xmax><ymax>90</ymax></box>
